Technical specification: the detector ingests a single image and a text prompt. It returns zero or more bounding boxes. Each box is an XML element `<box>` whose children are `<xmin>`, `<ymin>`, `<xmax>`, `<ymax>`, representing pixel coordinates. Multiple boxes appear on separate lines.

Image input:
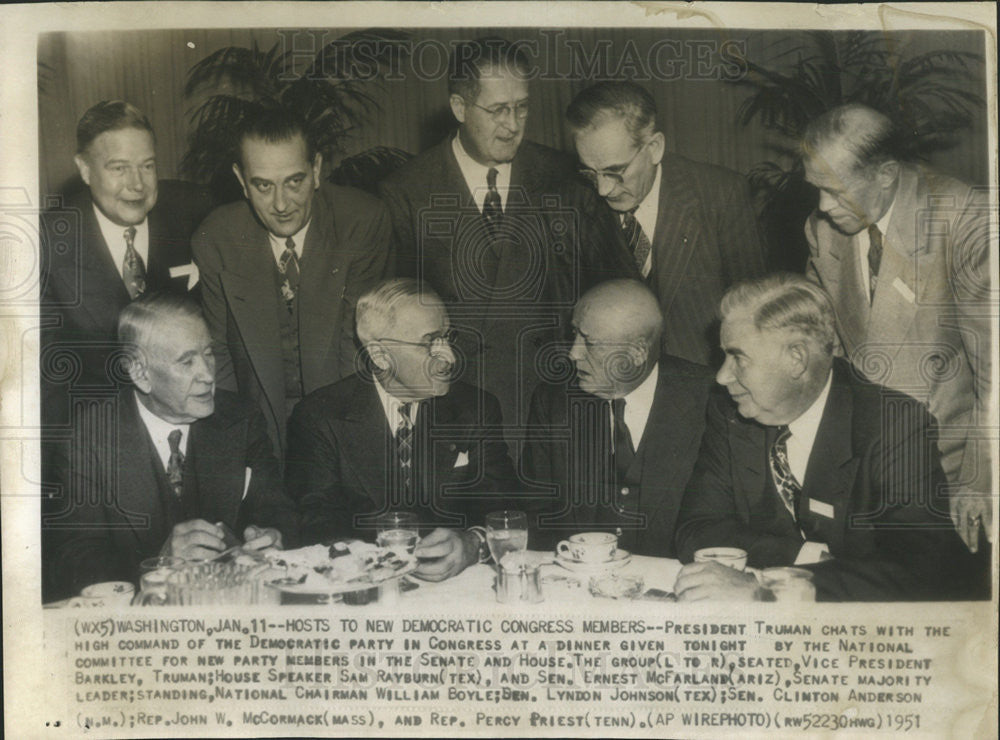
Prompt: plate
<box><xmin>262</xmin><ymin>542</ymin><xmax>418</xmax><ymax>595</ymax></box>
<box><xmin>555</xmin><ymin>549</ymin><xmax>631</xmax><ymax>573</ymax></box>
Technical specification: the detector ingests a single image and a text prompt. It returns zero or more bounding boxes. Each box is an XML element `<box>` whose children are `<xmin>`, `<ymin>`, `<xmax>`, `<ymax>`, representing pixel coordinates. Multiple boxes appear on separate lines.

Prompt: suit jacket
<box><xmin>44</xmin><ymin>389</ymin><xmax>299</xmax><ymax>601</ymax></box>
<box><xmin>805</xmin><ymin>163</ymin><xmax>992</xmax><ymax>495</ymax></box>
<box><xmin>675</xmin><ymin>359</ymin><xmax>986</xmax><ymax>601</ymax></box>
<box><xmin>286</xmin><ymin>374</ymin><xmax>518</xmax><ymax>544</ymax></box>
<box><xmin>522</xmin><ymin>357</ymin><xmax>715</xmax><ymax>557</ymax></box>
<box><xmin>604</xmin><ymin>153</ymin><xmax>767</xmax><ymax>366</ymax></box>
<box><xmin>192</xmin><ymin>184</ymin><xmax>393</xmax><ymax>454</ymax></box>
<box><xmin>379</xmin><ymin>138</ymin><xmax>635</xmax><ymax>431</ymax></box>
<box><xmin>39</xmin><ymin>182</ymin><xmax>212</xmax><ymax>424</ymax></box>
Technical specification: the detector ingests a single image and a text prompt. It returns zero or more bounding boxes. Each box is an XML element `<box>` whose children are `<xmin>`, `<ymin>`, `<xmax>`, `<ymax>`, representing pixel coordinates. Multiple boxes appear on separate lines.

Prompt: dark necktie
<box><xmin>122</xmin><ymin>226</ymin><xmax>146</xmax><ymax>299</ymax></box>
<box><xmin>867</xmin><ymin>224</ymin><xmax>883</xmax><ymax>301</ymax></box>
<box><xmin>621</xmin><ymin>208</ymin><xmax>652</xmax><ymax>276</ymax></box>
<box><xmin>483</xmin><ymin>167</ymin><xmax>503</xmax><ymax>234</ymax></box>
<box><xmin>768</xmin><ymin>426</ymin><xmax>801</xmax><ymax>521</ymax></box>
<box><xmin>611</xmin><ymin>398</ymin><xmax>636</xmax><ymax>478</ymax></box>
<box><xmin>166</xmin><ymin>429</ymin><xmax>184</xmax><ymax>498</ymax></box>
<box><xmin>396</xmin><ymin>402</ymin><xmax>414</xmax><ymax>492</ymax></box>
<box><xmin>278</xmin><ymin>237</ymin><xmax>301</xmax><ymax>311</ymax></box>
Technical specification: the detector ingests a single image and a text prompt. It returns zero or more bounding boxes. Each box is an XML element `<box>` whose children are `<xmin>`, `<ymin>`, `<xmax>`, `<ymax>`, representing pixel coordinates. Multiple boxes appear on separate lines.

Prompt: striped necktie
<box><xmin>166</xmin><ymin>429</ymin><xmax>184</xmax><ymax>498</ymax></box>
<box><xmin>483</xmin><ymin>167</ymin><xmax>503</xmax><ymax>234</ymax></box>
<box><xmin>122</xmin><ymin>226</ymin><xmax>146</xmax><ymax>299</ymax></box>
<box><xmin>621</xmin><ymin>208</ymin><xmax>652</xmax><ymax>276</ymax></box>
<box><xmin>278</xmin><ymin>236</ymin><xmax>301</xmax><ymax>311</ymax></box>
<box><xmin>768</xmin><ymin>426</ymin><xmax>801</xmax><ymax>521</ymax></box>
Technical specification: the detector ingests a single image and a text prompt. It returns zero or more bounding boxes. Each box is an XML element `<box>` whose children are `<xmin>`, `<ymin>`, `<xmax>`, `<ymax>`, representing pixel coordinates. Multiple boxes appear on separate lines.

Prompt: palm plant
<box><xmin>729</xmin><ymin>31</ymin><xmax>984</xmax><ymax>270</ymax></box>
<box><xmin>181</xmin><ymin>29</ymin><xmax>411</xmax><ymax>202</ymax></box>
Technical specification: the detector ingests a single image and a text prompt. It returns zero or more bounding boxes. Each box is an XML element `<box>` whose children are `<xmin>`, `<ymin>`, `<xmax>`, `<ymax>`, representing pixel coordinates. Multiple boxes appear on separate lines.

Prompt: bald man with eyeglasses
<box><xmin>568</xmin><ymin>81</ymin><xmax>767</xmax><ymax>367</ymax></box>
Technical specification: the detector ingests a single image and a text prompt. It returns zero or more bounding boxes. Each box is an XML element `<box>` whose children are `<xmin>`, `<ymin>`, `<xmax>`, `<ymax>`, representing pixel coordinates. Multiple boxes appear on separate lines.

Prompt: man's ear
<box><xmin>311</xmin><ymin>152</ymin><xmax>323</xmax><ymax>190</ymax></box>
<box><xmin>74</xmin><ymin>153</ymin><xmax>92</xmax><ymax>186</ymax></box>
<box><xmin>366</xmin><ymin>342</ymin><xmax>392</xmax><ymax>374</ymax></box>
<box><xmin>647</xmin><ymin>131</ymin><xmax>666</xmax><ymax>167</ymax></box>
<box><xmin>627</xmin><ymin>338</ymin><xmax>650</xmax><ymax>370</ymax></box>
<box><xmin>231</xmin><ymin>162</ymin><xmax>249</xmax><ymax>199</ymax></box>
<box><xmin>785</xmin><ymin>340</ymin><xmax>810</xmax><ymax>380</ymax></box>
<box><xmin>127</xmin><ymin>350</ymin><xmax>152</xmax><ymax>393</ymax></box>
<box><xmin>449</xmin><ymin>94</ymin><xmax>468</xmax><ymax>125</ymax></box>
<box><xmin>876</xmin><ymin>160</ymin><xmax>900</xmax><ymax>190</ymax></box>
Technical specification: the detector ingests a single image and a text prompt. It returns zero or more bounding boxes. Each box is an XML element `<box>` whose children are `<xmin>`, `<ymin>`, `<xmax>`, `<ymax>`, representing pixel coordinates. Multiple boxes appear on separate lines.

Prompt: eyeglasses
<box><xmin>376</xmin><ymin>328</ymin><xmax>458</xmax><ymax>353</ymax></box>
<box><xmin>467</xmin><ymin>99</ymin><xmax>530</xmax><ymax>122</ymax></box>
<box><xmin>577</xmin><ymin>139</ymin><xmax>651</xmax><ymax>187</ymax></box>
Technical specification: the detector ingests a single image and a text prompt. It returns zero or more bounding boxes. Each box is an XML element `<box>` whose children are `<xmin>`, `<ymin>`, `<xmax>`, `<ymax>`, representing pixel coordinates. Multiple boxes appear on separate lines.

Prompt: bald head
<box><xmin>570</xmin><ymin>279</ymin><xmax>663</xmax><ymax>398</ymax></box>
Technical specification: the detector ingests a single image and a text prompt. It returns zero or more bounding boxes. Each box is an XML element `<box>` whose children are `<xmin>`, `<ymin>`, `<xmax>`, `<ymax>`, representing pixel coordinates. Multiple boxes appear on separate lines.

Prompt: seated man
<box><xmin>523</xmin><ymin>279</ymin><xmax>715</xmax><ymax>556</ymax></box>
<box><xmin>286</xmin><ymin>278</ymin><xmax>517</xmax><ymax>581</ymax></box>
<box><xmin>674</xmin><ymin>273</ymin><xmax>986</xmax><ymax>602</ymax></box>
<box><xmin>45</xmin><ymin>293</ymin><xmax>298</xmax><ymax>600</ymax></box>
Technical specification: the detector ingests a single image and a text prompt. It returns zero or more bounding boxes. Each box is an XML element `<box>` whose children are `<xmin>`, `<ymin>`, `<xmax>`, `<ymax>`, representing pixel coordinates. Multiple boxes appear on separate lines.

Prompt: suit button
<box><xmin>621</xmin><ymin>487</ymin><xmax>630</xmax><ymax>496</ymax></box>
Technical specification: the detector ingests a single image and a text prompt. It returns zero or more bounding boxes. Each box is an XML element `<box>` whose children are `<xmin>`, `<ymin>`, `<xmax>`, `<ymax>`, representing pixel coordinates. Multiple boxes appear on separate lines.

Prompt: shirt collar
<box><xmin>452</xmin><ymin>134</ymin><xmax>512</xmax><ymax>211</ymax></box>
<box><xmin>374</xmin><ymin>376</ymin><xmax>421</xmax><ymax>429</ymax></box>
<box><xmin>623</xmin><ymin>362</ymin><xmax>659</xmax><ymax>408</ymax></box>
<box><xmin>786</xmin><ymin>369</ymin><xmax>833</xmax><ymax>447</ymax></box>
<box><xmin>133</xmin><ymin>391</ymin><xmax>190</xmax><ymax>467</ymax></box>
<box><xmin>875</xmin><ymin>194</ymin><xmax>895</xmax><ymax>236</ymax></box>
<box><xmin>267</xmin><ymin>218</ymin><xmax>312</xmax><ymax>265</ymax></box>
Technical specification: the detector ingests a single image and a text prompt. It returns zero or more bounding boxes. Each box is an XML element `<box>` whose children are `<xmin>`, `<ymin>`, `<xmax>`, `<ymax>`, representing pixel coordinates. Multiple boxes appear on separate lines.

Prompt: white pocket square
<box><xmin>170</xmin><ymin>262</ymin><xmax>200</xmax><ymax>290</ymax></box>
<box><xmin>453</xmin><ymin>451</ymin><xmax>469</xmax><ymax>468</ymax></box>
<box><xmin>242</xmin><ymin>467</ymin><xmax>252</xmax><ymax>501</ymax></box>
<box><xmin>808</xmin><ymin>498</ymin><xmax>835</xmax><ymax>519</ymax></box>
<box><xmin>892</xmin><ymin>277</ymin><xmax>915</xmax><ymax>303</ymax></box>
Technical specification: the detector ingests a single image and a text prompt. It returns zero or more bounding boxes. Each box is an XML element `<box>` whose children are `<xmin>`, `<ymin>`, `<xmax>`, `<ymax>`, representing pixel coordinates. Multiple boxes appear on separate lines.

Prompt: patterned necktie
<box><xmin>768</xmin><ymin>426</ymin><xmax>801</xmax><ymax>521</ymax></box>
<box><xmin>621</xmin><ymin>209</ymin><xmax>652</xmax><ymax>277</ymax></box>
<box><xmin>278</xmin><ymin>236</ymin><xmax>301</xmax><ymax>311</ymax></box>
<box><xmin>483</xmin><ymin>167</ymin><xmax>503</xmax><ymax>234</ymax></box>
<box><xmin>122</xmin><ymin>226</ymin><xmax>146</xmax><ymax>299</ymax></box>
<box><xmin>867</xmin><ymin>224</ymin><xmax>883</xmax><ymax>302</ymax></box>
<box><xmin>611</xmin><ymin>398</ymin><xmax>636</xmax><ymax>477</ymax></box>
<box><xmin>166</xmin><ymin>429</ymin><xmax>185</xmax><ymax>498</ymax></box>
<box><xmin>396</xmin><ymin>402</ymin><xmax>414</xmax><ymax>491</ymax></box>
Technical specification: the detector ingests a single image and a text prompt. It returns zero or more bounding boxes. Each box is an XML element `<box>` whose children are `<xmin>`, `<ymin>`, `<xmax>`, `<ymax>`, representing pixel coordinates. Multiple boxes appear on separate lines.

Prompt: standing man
<box><xmin>380</xmin><ymin>38</ymin><xmax>634</xmax><ymax>442</ymax></box>
<box><xmin>674</xmin><ymin>274</ymin><xmax>985</xmax><ymax>602</ymax></box>
<box><xmin>801</xmin><ymin>103</ymin><xmax>993</xmax><ymax>553</ymax></box>
<box><xmin>193</xmin><ymin>105</ymin><xmax>393</xmax><ymax>455</ymax></box>
<box><xmin>40</xmin><ymin>100</ymin><xmax>211</xmax><ymax>422</ymax></box>
<box><xmin>45</xmin><ymin>293</ymin><xmax>297</xmax><ymax>601</ymax></box>
<box><xmin>567</xmin><ymin>81</ymin><xmax>767</xmax><ymax>366</ymax></box>
<box><xmin>286</xmin><ymin>278</ymin><xmax>517</xmax><ymax>581</ymax></box>
<box><xmin>523</xmin><ymin>280</ymin><xmax>715</xmax><ymax>556</ymax></box>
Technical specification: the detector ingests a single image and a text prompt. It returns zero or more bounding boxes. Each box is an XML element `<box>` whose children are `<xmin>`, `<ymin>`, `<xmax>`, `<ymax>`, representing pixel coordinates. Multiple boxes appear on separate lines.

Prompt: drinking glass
<box><xmin>485</xmin><ymin>510</ymin><xmax>528</xmax><ymax>569</ymax></box>
<box><xmin>375</xmin><ymin>512</ymin><xmax>420</xmax><ymax>555</ymax></box>
<box><xmin>134</xmin><ymin>556</ymin><xmax>187</xmax><ymax>606</ymax></box>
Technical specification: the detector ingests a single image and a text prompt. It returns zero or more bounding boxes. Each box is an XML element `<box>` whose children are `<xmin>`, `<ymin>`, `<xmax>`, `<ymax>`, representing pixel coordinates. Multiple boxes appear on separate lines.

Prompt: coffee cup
<box><xmin>80</xmin><ymin>581</ymin><xmax>136</xmax><ymax>606</ymax></box>
<box><xmin>557</xmin><ymin>532</ymin><xmax>617</xmax><ymax>563</ymax></box>
<box><xmin>693</xmin><ymin>547</ymin><xmax>748</xmax><ymax>571</ymax></box>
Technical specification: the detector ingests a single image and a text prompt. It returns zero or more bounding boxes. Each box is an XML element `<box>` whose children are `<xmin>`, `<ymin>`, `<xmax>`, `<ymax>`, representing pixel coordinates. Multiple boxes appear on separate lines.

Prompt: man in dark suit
<box><xmin>568</xmin><ymin>81</ymin><xmax>767</xmax><ymax>367</ymax></box>
<box><xmin>379</xmin><ymin>38</ymin><xmax>634</xmax><ymax>443</ymax></box>
<box><xmin>193</xmin><ymin>105</ymin><xmax>393</xmax><ymax>455</ymax></box>
<box><xmin>673</xmin><ymin>274</ymin><xmax>986</xmax><ymax>602</ymax></box>
<box><xmin>40</xmin><ymin>100</ymin><xmax>211</xmax><ymax>425</ymax></box>
<box><xmin>287</xmin><ymin>278</ymin><xmax>517</xmax><ymax>581</ymax></box>
<box><xmin>523</xmin><ymin>279</ymin><xmax>715</xmax><ymax>556</ymax></box>
<box><xmin>45</xmin><ymin>293</ymin><xmax>298</xmax><ymax>601</ymax></box>
<box><xmin>801</xmin><ymin>103</ymin><xmax>992</xmax><ymax>554</ymax></box>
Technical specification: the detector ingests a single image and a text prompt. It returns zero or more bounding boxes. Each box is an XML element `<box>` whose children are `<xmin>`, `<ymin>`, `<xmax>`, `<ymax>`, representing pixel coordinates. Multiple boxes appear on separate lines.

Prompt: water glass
<box><xmin>485</xmin><ymin>510</ymin><xmax>528</xmax><ymax>569</ymax></box>
<box><xmin>375</xmin><ymin>512</ymin><xmax>420</xmax><ymax>555</ymax></box>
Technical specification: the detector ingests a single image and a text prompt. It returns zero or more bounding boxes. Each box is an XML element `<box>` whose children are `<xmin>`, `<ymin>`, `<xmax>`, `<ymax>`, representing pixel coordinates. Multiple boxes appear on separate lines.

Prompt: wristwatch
<box><xmin>466</xmin><ymin>526</ymin><xmax>491</xmax><ymax>563</ymax></box>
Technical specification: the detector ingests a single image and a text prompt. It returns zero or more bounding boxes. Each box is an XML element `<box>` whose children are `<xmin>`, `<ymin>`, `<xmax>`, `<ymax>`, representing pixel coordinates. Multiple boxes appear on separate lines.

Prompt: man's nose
<box><xmin>568</xmin><ymin>335</ymin><xmax>585</xmax><ymax>363</ymax></box>
<box><xmin>818</xmin><ymin>190</ymin><xmax>837</xmax><ymax>213</ymax></box>
<box><xmin>596</xmin><ymin>175</ymin><xmax>617</xmax><ymax>199</ymax></box>
<box><xmin>273</xmin><ymin>186</ymin><xmax>289</xmax><ymax>212</ymax></box>
<box><xmin>432</xmin><ymin>341</ymin><xmax>456</xmax><ymax>365</ymax></box>
<box><xmin>196</xmin><ymin>354</ymin><xmax>216</xmax><ymax>383</ymax></box>
<box><xmin>716</xmin><ymin>356</ymin><xmax>735</xmax><ymax>386</ymax></box>
<box><xmin>125</xmin><ymin>167</ymin><xmax>145</xmax><ymax>192</ymax></box>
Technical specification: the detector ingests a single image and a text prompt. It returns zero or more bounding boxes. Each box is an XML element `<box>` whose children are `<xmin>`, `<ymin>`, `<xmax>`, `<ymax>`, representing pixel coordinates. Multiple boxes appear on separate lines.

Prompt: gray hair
<box><xmin>801</xmin><ymin>103</ymin><xmax>902</xmax><ymax>172</ymax></box>
<box><xmin>356</xmin><ymin>278</ymin><xmax>439</xmax><ymax>345</ymax></box>
<box><xmin>720</xmin><ymin>273</ymin><xmax>838</xmax><ymax>356</ymax></box>
<box><xmin>566</xmin><ymin>81</ymin><xmax>658</xmax><ymax>147</ymax></box>
<box><xmin>118</xmin><ymin>291</ymin><xmax>204</xmax><ymax>359</ymax></box>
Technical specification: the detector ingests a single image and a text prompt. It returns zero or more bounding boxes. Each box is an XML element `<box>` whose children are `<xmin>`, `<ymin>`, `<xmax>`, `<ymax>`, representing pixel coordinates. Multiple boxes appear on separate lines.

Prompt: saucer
<box><xmin>555</xmin><ymin>549</ymin><xmax>631</xmax><ymax>573</ymax></box>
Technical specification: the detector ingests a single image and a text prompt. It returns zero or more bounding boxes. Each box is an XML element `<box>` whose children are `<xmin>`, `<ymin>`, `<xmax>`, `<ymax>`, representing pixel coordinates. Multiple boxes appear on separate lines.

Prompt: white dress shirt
<box><xmin>93</xmin><ymin>205</ymin><xmax>149</xmax><ymax>280</ymax></box>
<box><xmin>267</xmin><ymin>218</ymin><xmax>312</xmax><ymax>266</ymax></box>
<box><xmin>611</xmin><ymin>363</ymin><xmax>659</xmax><ymax>446</ymax></box>
<box><xmin>855</xmin><ymin>197</ymin><xmax>896</xmax><ymax>302</ymax></box>
<box><xmin>374</xmin><ymin>378</ymin><xmax>421</xmax><ymax>431</ymax></box>
<box><xmin>134</xmin><ymin>392</ymin><xmax>190</xmax><ymax>472</ymax></box>
<box><xmin>452</xmin><ymin>135</ymin><xmax>512</xmax><ymax>213</ymax></box>
<box><xmin>783</xmin><ymin>370</ymin><xmax>833</xmax><ymax>564</ymax></box>
<box><xmin>619</xmin><ymin>164</ymin><xmax>661</xmax><ymax>278</ymax></box>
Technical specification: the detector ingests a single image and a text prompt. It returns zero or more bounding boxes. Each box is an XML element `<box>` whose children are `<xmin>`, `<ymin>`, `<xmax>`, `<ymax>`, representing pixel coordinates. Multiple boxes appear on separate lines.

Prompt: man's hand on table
<box><xmin>242</xmin><ymin>525</ymin><xmax>282</xmax><ymax>551</ymax></box>
<box><xmin>412</xmin><ymin>528</ymin><xmax>478</xmax><ymax>582</ymax></box>
<box><xmin>674</xmin><ymin>561</ymin><xmax>760</xmax><ymax>602</ymax></box>
<box><xmin>163</xmin><ymin>519</ymin><xmax>228</xmax><ymax>561</ymax></box>
<box><xmin>950</xmin><ymin>494</ymin><xmax>992</xmax><ymax>553</ymax></box>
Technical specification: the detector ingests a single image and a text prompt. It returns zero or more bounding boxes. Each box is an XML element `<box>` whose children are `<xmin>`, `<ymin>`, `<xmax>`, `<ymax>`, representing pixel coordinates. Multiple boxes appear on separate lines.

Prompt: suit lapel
<box><xmin>189</xmin><ymin>404</ymin><xmax>244</xmax><ymax>526</ymax></box>
<box><xmin>72</xmin><ymin>202</ymin><xmax>131</xmax><ymax>328</ymax></box>
<box><xmin>297</xmin><ymin>194</ymin><xmax>350</xmax><ymax>390</ymax></box>
<box><xmin>339</xmin><ymin>379</ymin><xmax>395</xmax><ymax>509</ymax></box>
<box><xmin>730</xmin><ymin>416</ymin><xmax>770</xmax><ymax>522</ymax></box>
<box><xmin>651</xmin><ymin>159</ymin><xmax>704</xmax><ymax>312</ymax></box>
<box><xmin>114</xmin><ymin>393</ymin><xmax>170</xmax><ymax>554</ymax></box>
<box><xmin>799</xmin><ymin>373</ymin><xmax>857</xmax><ymax>552</ymax></box>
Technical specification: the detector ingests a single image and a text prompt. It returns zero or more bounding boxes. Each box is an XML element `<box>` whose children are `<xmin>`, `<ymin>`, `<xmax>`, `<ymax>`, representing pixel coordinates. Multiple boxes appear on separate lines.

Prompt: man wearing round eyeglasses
<box><xmin>286</xmin><ymin>278</ymin><xmax>518</xmax><ymax>581</ymax></box>
<box><xmin>568</xmin><ymin>81</ymin><xmax>767</xmax><ymax>367</ymax></box>
<box><xmin>380</xmin><ymin>38</ymin><xmax>635</xmax><ymax>455</ymax></box>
